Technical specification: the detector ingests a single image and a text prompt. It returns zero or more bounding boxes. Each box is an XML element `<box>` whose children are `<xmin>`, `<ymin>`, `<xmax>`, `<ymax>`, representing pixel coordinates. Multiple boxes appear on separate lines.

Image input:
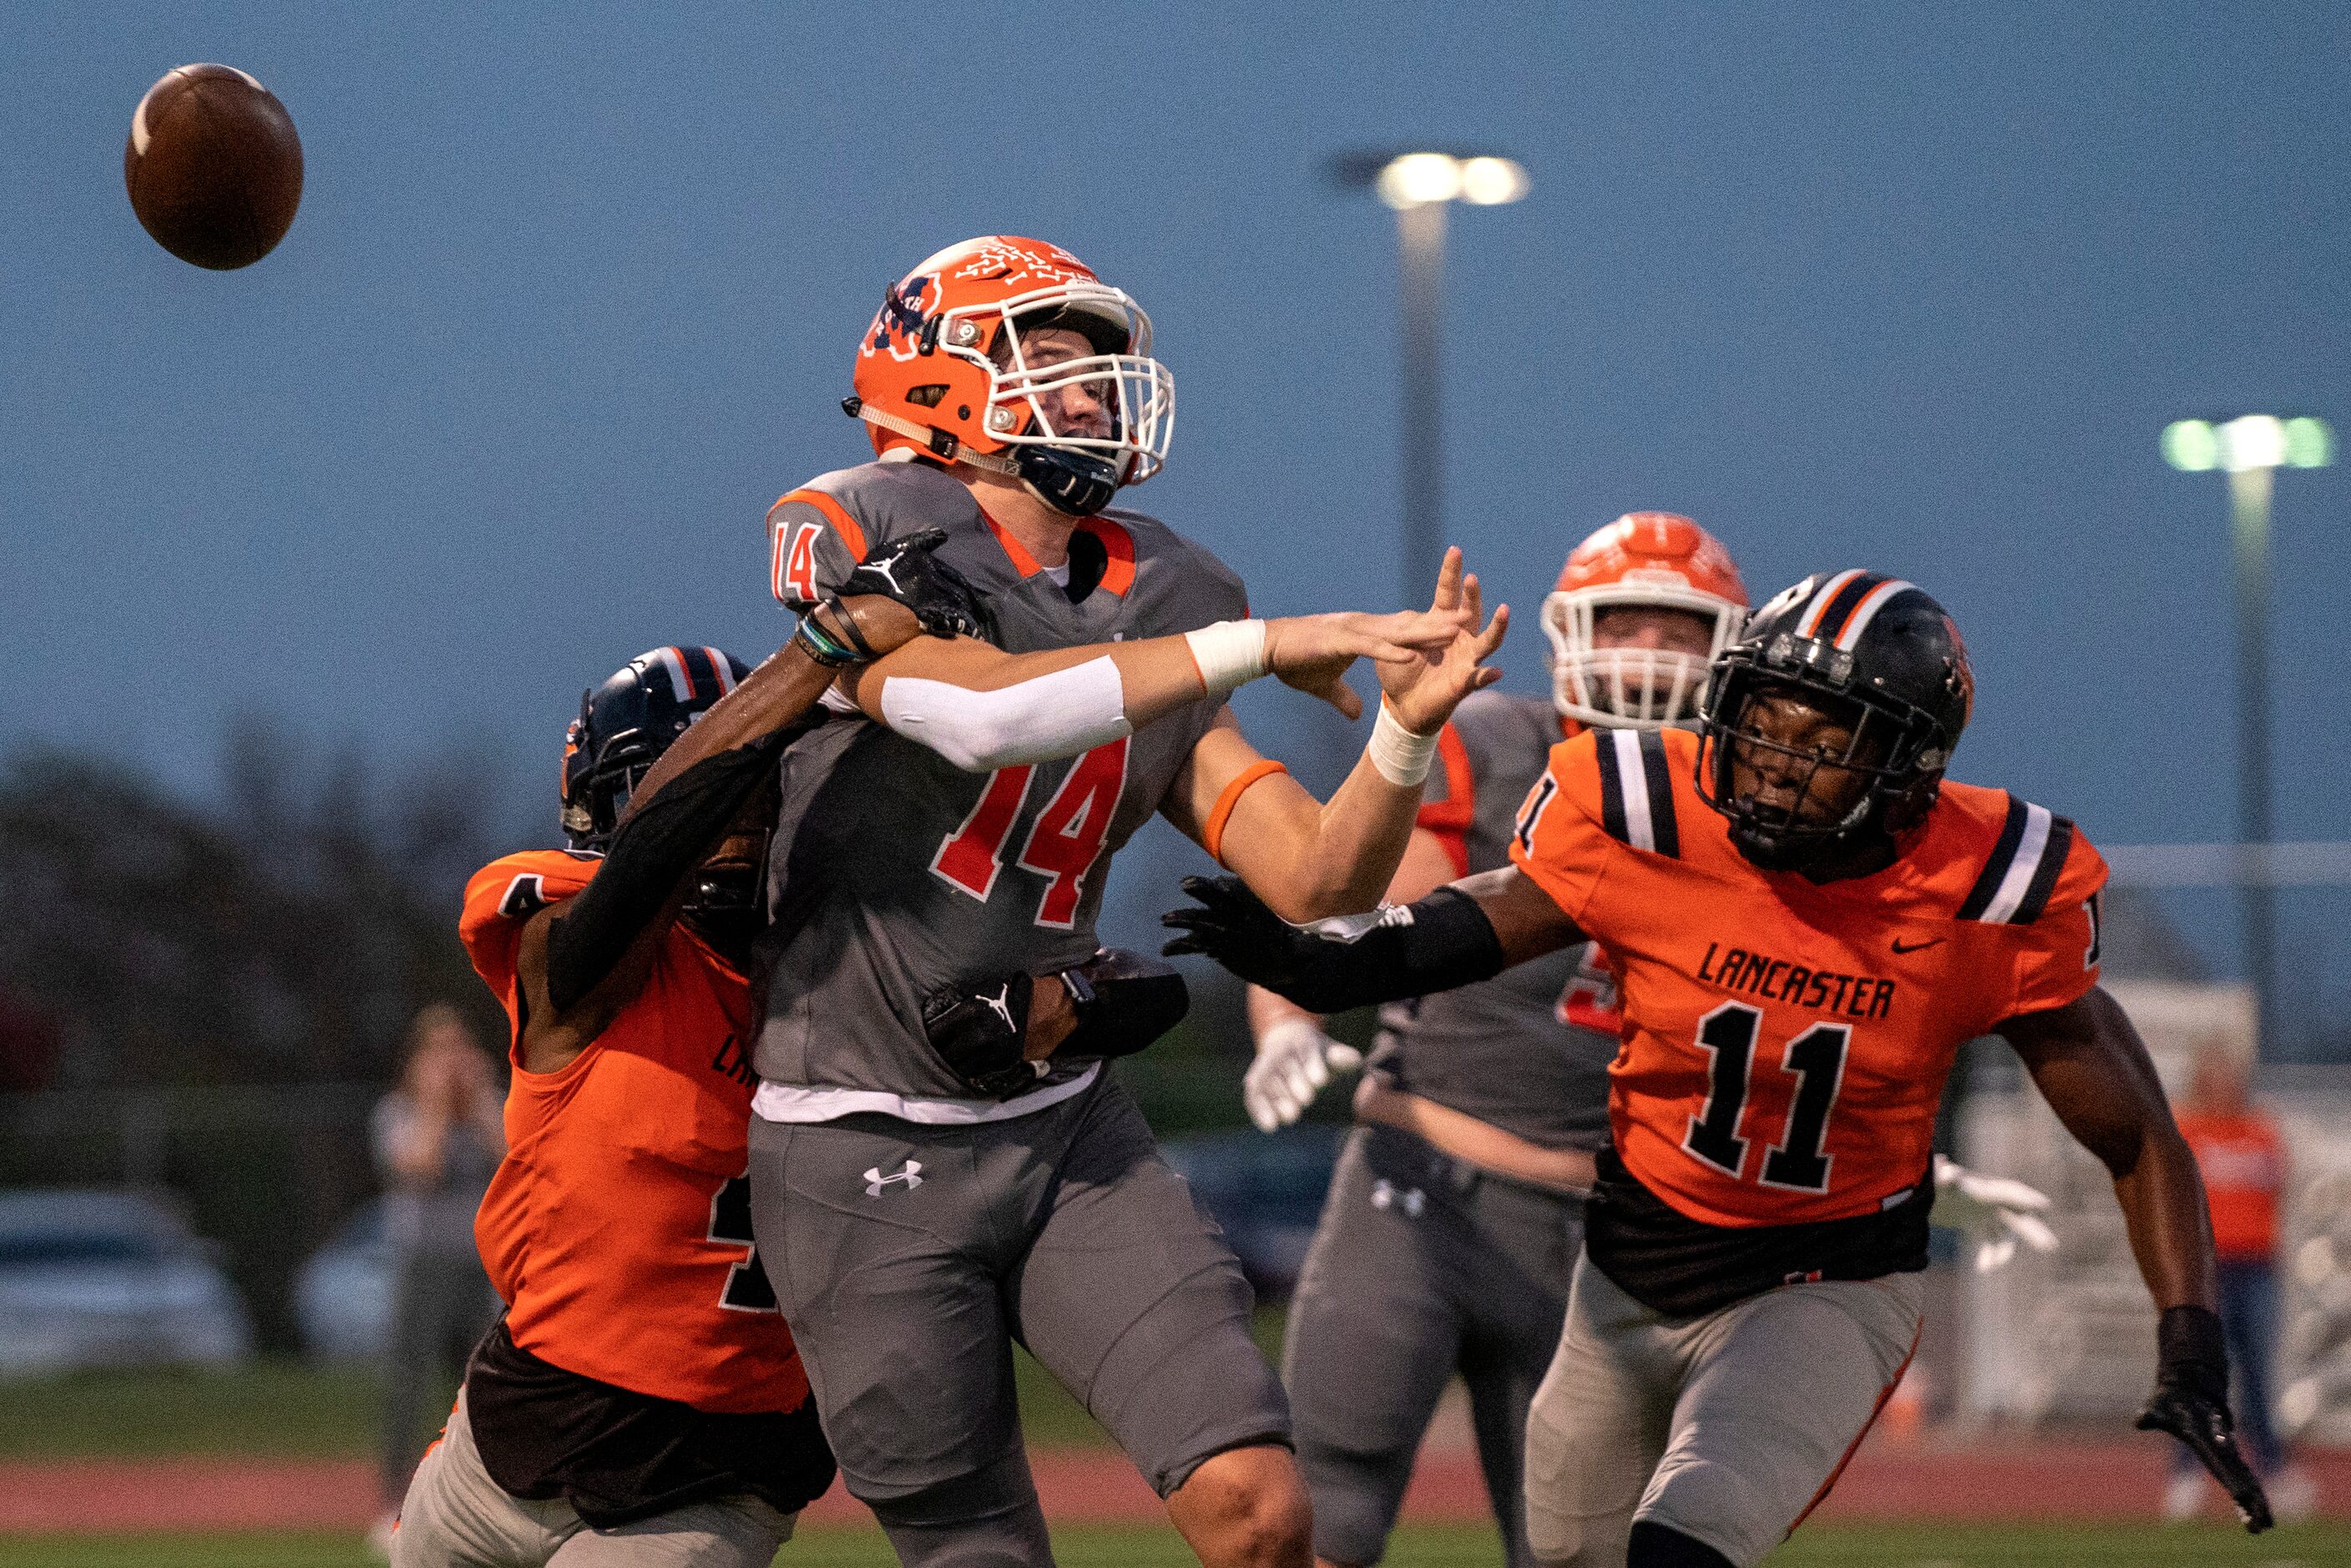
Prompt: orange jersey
<box><xmin>460</xmin><ymin>849</ymin><xmax>808</xmax><ymax>1414</ymax></box>
<box><xmin>1510</xmin><ymin>726</ymin><xmax>2106</xmax><ymax>1229</ymax></box>
<box><xmin>2177</xmin><ymin>1110</ymin><xmax>2285</xmax><ymax>1262</ymax></box>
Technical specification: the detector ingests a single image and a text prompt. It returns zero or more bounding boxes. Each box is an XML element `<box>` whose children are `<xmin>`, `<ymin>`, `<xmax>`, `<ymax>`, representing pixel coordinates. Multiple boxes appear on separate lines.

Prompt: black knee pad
<box><xmin>1627</xmin><ymin>1519</ymin><xmax>1737</xmax><ymax>1568</ymax></box>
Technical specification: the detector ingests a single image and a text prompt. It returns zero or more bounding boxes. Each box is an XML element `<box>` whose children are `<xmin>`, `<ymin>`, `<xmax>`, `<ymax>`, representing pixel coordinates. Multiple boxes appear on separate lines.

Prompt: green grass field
<box><xmin>0</xmin><ymin>1362</ymin><xmax>382</xmax><ymax>1459</ymax></box>
<box><xmin>0</xmin><ymin>1338</ymin><xmax>1158</xmax><ymax>1460</ymax></box>
<box><xmin>0</xmin><ymin>1523</ymin><xmax>2346</xmax><ymax>1567</ymax></box>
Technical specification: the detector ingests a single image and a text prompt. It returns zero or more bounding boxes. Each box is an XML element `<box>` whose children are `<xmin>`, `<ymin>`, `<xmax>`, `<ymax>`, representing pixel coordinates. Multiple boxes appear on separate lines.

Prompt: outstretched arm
<box><xmin>837</xmin><ymin>606</ymin><xmax>1476</xmax><ymax>773</ymax></box>
<box><xmin>1164</xmin><ymin>863</ymin><xmax>1582</xmax><ymax>1012</ymax></box>
<box><xmin>1241</xmin><ymin>827</ymin><xmax>1459</xmax><ymax>1129</ymax></box>
<box><xmin>1160</xmin><ymin>554</ymin><xmax>1508</xmax><ymax>922</ymax></box>
<box><xmin>1998</xmin><ymin>988</ymin><xmax>2270</xmax><ymax>1532</ymax></box>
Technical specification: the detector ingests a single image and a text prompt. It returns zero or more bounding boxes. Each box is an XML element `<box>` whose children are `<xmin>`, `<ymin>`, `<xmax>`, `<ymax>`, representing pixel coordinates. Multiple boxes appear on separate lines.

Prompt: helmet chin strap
<box><xmin>851</xmin><ymin>399</ymin><xmax>1119</xmax><ymax>517</ymax></box>
<box><xmin>851</xmin><ymin>400</ymin><xmax>1020</xmax><ymax>478</ymax></box>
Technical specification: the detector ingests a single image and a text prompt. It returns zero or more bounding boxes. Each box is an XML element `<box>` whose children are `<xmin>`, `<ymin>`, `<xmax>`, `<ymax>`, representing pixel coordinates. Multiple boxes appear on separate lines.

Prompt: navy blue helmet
<box><xmin>559</xmin><ymin>645</ymin><xmax>753</xmax><ymax>851</ymax></box>
<box><xmin>1696</xmin><ymin>572</ymin><xmax>1974</xmax><ymax>871</ymax></box>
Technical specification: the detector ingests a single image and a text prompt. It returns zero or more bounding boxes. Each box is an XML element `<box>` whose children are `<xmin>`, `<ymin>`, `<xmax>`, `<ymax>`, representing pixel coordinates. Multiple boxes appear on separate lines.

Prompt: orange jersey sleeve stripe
<box><xmin>1204</xmin><ymin>760</ymin><xmax>1288</xmax><ymax>867</ymax></box>
<box><xmin>777</xmin><ymin>487</ymin><xmax>867</xmax><ymax>562</ymax></box>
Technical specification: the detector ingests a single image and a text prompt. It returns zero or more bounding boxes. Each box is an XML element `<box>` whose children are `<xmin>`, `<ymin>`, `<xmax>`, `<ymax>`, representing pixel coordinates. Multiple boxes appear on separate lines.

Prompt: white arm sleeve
<box><xmin>877</xmin><ymin>657</ymin><xmax>1133</xmax><ymax>772</ymax></box>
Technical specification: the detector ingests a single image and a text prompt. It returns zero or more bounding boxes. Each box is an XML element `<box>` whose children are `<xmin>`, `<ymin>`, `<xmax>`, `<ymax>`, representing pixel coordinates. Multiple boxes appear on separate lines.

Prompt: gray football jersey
<box><xmin>752</xmin><ymin>459</ymin><xmax>1248</xmax><ymax>1100</ymax></box>
<box><xmin>1367</xmin><ymin>690</ymin><xmax>1619</xmax><ymax>1150</ymax></box>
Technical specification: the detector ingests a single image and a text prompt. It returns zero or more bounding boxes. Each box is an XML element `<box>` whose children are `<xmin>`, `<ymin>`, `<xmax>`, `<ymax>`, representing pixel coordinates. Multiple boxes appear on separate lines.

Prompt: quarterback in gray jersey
<box><xmin>743</xmin><ymin>236</ymin><xmax>1507</xmax><ymax>1568</ymax></box>
<box><xmin>1247</xmin><ymin>513</ymin><xmax>1750</xmax><ymax>1568</ymax></box>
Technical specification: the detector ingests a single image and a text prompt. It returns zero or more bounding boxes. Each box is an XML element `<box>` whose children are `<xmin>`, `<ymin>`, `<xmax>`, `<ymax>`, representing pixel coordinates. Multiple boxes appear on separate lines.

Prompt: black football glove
<box><xmin>922</xmin><ymin>973</ymin><xmax>1040</xmax><ymax>1099</ymax></box>
<box><xmin>2136</xmin><ymin>1305</ymin><xmax>2273</xmax><ymax>1533</ymax></box>
<box><xmin>1160</xmin><ymin>875</ymin><xmax>1331</xmax><ymax>991</ymax></box>
<box><xmin>921</xmin><ymin>948</ymin><xmax>1191</xmax><ymax>1100</ymax></box>
<box><xmin>1160</xmin><ymin>875</ymin><xmax>1504</xmax><ymax>1014</ymax></box>
<box><xmin>797</xmin><ymin>529</ymin><xmax>992</xmax><ymax>665</ymax></box>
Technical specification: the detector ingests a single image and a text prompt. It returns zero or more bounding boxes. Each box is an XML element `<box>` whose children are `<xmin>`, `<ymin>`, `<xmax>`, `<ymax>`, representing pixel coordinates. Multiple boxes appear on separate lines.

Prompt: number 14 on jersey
<box><xmin>930</xmin><ymin>739</ymin><xmax>1131</xmax><ymax>930</ymax></box>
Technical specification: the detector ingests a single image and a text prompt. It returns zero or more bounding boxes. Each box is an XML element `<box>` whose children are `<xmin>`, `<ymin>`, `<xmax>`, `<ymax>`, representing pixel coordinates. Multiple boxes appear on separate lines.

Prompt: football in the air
<box><xmin>124</xmin><ymin>63</ymin><xmax>303</xmax><ymax>270</ymax></box>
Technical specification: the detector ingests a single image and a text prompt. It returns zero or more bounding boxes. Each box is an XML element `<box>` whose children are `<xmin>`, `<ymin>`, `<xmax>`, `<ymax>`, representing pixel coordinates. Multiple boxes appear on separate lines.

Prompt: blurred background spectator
<box><xmin>2172</xmin><ymin>1039</ymin><xmax>2314</xmax><ymax>1520</ymax></box>
<box><xmin>372</xmin><ymin>1003</ymin><xmax>503</xmax><ymax>1512</ymax></box>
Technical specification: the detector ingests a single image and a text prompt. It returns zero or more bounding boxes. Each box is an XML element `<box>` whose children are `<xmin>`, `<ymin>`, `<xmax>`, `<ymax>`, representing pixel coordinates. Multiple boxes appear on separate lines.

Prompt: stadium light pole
<box><xmin>1329</xmin><ymin>150</ymin><xmax>1531</xmax><ymax>605</ymax></box>
<box><xmin>2162</xmin><ymin>414</ymin><xmax>2336</xmax><ymax>1055</ymax></box>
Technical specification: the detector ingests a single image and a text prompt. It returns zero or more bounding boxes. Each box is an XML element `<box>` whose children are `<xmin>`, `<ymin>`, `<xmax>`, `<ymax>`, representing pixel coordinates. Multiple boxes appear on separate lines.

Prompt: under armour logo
<box><xmin>1370</xmin><ymin>1179</ymin><xmax>1425</xmax><ymax>1218</ymax></box>
<box><xmin>863</xmin><ymin>1160</ymin><xmax>924</xmax><ymax>1197</ymax></box>
<box><xmin>978</xmin><ymin>983</ymin><xmax>1018</xmax><ymax>1033</ymax></box>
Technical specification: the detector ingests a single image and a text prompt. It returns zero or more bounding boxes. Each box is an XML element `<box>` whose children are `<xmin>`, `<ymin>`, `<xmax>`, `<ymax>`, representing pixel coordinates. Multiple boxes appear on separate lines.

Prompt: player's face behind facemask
<box><xmin>1708</xmin><ymin>679</ymin><xmax>1919</xmax><ymax>874</ymax></box>
<box><xmin>980</xmin><ymin>317</ymin><xmax>1142</xmax><ymax>517</ymax></box>
<box><xmin>1585</xmin><ymin>604</ymin><xmax>1721</xmax><ymax>722</ymax></box>
<box><xmin>997</xmin><ymin>326</ymin><xmax>1119</xmax><ymax>444</ymax></box>
<box><xmin>1727</xmin><ymin>686</ymin><xmax>1885</xmax><ymax>824</ymax></box>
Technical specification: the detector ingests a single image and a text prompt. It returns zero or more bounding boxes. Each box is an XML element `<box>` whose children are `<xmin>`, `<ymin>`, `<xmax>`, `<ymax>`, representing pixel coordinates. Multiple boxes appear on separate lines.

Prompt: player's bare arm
<box><xmin>1997</xmin><ymin>988</ymin><xmax>2215</xmax><ymax>1311</ymax></box>
<box><xmin>1159</xmin><ymin>554</ymin><xmax>1507</xmax><ymax>923</ymax></box>
<box><xmin>836</xmin><ymin>584</ymin><xmax>1483</xmax><ymax>773</ymax></box>
<box><xmin>632</xmin><ymin>529</ymin><xmax>987</xmax><ymax>802</ymax></box>
<box><xmin>1998</xmin><ymin>967</ymin><xmax>2271</xmax><ymax>1530</ymax></box>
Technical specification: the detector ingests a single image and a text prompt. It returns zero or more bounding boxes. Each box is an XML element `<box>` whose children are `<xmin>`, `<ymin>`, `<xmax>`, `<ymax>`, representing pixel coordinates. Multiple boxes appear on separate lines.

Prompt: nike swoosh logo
<box><xmin>1890</xmin><ymin>937</ymin><xmax>1946</xmax><ymax>955</ymax></box>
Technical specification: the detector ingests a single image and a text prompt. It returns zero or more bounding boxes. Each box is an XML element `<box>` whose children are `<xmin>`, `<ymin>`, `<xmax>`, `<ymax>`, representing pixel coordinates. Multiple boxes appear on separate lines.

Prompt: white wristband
<box><xmin>1366</xmin><ymin>699</ymin><xmax>1438</xmax><ymax>787</ymax></box>
<box><xmin>1185</xmin><ymin>620</ymin><xmax>1268</xmax><ymax>697</ymax></box>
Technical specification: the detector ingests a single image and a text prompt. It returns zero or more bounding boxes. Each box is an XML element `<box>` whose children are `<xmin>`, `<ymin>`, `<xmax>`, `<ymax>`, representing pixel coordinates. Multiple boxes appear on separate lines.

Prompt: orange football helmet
<box><xmin>847</xmin><ymin>236</ymin><xmax>1174</xmax><ymax>517</ymax></box>
<box><xmin>1542</xmin><ymin>512</ymin><xmax>1749</xmax><ymax>729</ymax></box>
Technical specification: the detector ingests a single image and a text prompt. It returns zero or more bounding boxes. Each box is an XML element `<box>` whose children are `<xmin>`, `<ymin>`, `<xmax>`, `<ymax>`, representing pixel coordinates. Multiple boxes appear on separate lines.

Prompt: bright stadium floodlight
<box><xmin>2164</xmin><ymin>411</ymin><xmax>2335</xmax><ymax>1055</ymax></box>
<box><xmin>1329</xmin><ymin>149</ymin><xmax>1531</xmax><ymax>602</ymax></box>
<box><xmin>1377</xmin><ymin>152</ymin><xmax>1465</xmax><ymax>209</ymax></box>
<box><xmin>2284</xmin><ymin>416</ymin><xmax>2336</xmax><ymax>468</ymax></box>
<box><xmin>1458</xmin><ymin>155</ymin><xmax>1532</xmax><ymax>206</ymax></box>
<box><xmin>2161</xmin><ymin>419</ymin><xmax>2220</xmax><ymax>472</ymax></box>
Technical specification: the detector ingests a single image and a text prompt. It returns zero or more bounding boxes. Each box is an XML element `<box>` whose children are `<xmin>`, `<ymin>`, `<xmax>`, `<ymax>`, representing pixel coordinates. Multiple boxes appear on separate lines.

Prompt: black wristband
<box><xmin>545</xmin><ymin>734</ymin><xmax>786</xmax><ymax>1014</ymax></box>
<box><xmin>2156</xmin><ymin>1303</ymin><xmax>2230</xmax><ymax>1403</ymax></box>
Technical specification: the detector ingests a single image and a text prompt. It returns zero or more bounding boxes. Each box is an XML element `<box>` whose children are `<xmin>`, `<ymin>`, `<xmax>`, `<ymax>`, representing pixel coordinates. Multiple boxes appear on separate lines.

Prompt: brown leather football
<box><xmin>124</xmin><ymin>63</ymin><xmax>302</xmax><ymax>271</ymax></box>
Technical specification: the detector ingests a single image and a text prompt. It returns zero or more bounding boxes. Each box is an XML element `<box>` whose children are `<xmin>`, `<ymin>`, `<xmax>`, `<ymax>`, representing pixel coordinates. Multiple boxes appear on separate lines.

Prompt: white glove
<box><xmin>1244</xmin><ymin>1019</ymin><xmax>1363</xmax><ymax>1132</ymax></box>
<box><xmin>1932</xmin><ymin>1154</ymin><xmax>2059</xmax><ymax>1272</ymax></box>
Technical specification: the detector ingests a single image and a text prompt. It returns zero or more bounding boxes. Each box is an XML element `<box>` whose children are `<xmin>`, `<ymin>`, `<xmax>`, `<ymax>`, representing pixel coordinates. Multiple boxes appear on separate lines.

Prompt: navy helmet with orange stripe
<box><xmin>560</xmin><ymin>645</ymin><xmax>752</xmax><ymax>851</ymax></box>
<box><xmin>1696</xmin><ymin>572</ymin><xmax>1974</xmax><ymax>871</ymax></box>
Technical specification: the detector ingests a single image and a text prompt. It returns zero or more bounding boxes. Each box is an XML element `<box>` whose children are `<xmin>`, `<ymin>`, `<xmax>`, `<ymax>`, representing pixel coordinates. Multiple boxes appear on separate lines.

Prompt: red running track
<box><xmin>0</xmin><ymin>1439</ymin><xmax>2340</xmax><ymax>1534</ymax></box>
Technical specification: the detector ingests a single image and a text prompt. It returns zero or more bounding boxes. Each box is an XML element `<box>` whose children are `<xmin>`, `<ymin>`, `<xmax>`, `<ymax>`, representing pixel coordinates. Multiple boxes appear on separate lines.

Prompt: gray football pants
<box><xmin>746</xmin><ymin>1074</ymin><xmax>1292</xmax><ymax>1566</ymax></box>
<box><xmin>390</xmin><ymin>1388</ymin><xmax>796</xmax><ymax>1568</ymax></box>
<box><xmin>1524</xmin><ymin>1254</ymin><xmax>1923</xmax><ymax>1568</ymax></box>
<box><xmin>1282</xmin><ymin>1123</ymin><xmax>1581</xmax><ymax>1567</ymax></box>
